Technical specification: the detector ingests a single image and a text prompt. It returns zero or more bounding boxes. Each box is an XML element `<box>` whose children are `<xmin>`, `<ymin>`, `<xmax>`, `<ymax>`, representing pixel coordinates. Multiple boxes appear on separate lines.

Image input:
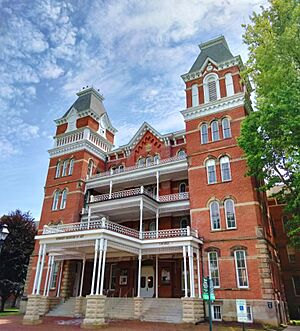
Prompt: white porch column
<box><xmin>139</xmin><ymin>199</ymin><xmax>143</xmax><ymax>239</ymax></box>
<box><xmin>109</xmin><ymin>180</ymin><xmax>113</xmax><ymax>199</ymax></box>
<box><xmin>87</xmin><ymin>206</ymin><xmax>91</xmax><ymax>229</ymax></box>
<box><xmin>183</xmin><ymin>246</ymin><xmax>188</xmax><ymax>298</ymax></box>
<box><xmin>43</xmin><ymin>255</ymin><xmax>51</xmax><ymax>296</ymax></box>
<box><xmin>188</xmin><ymin>246</ymin><xmax>195</xmax><ymax>298</ymax></box>
<box><xmin>155</xmin><ymin>255</ymin><xmax>158</xmax><ymax>298</ymax></box>
<box><xmin>99</xmin><ymin>239</ymin><xmax>108</xmax><ymax>295</ymax></box>
<box><xmin>137</xmin><ymin>251</ymin><xmax>142</xmax><ymax>297</ymax></box>
<box><xmin>32</xmin><ymin>244</ymin><xmax>42</xmax><ymax>294</ymax></box>
<box><xmin>96</xmin><ymin>239</ymin><xmax>104</xmax><ymax>295</ymax></box>
<box><xmin>46</xmin><ymin>256</ymin><xmax>54</xmax><ymax>296</ymax></box>
<box><xmin>36</xmin><ymin>244</ymin><xmax>46</xmax><ymax>295</ymax></box>
<box><xmin>196</xmin><ymin>248</ymin><xmax>201</xmax><ymax>298</ymax></box>
<box><xmin>56</xmin><ymin>260</ymin><xmax>64</xmax><ymax>297</ymax></box>
<box><xmin>156</xmin><ymin>171</ymin><xmax>159</xmax><ymax>201</ymax></box>
<box><xmin>79</xmin><ymin>258</ymin><xmax>86</xmax><ymax>297</ymax></box>
<box><xmin>156</xmin><ymin>209</ymin><xmax>159</xmax><ymax>238</ymax></box>
<box><xmin>91</xmin><ymin>239</ymin><xmax>99</xmax><ymax>295</ymax></box>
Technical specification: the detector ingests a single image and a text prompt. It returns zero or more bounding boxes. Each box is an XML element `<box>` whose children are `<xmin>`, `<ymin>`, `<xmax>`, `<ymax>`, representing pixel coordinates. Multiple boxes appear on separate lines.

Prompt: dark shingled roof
<box><xmin>188</xmin><ymin>36</ymin><xmax>234</xmax><ymax>73</ymax></box>
<box><xmin>63</xmin><ymin>94</ymin><xmax>92</xmax><ymax>117</ymax></box>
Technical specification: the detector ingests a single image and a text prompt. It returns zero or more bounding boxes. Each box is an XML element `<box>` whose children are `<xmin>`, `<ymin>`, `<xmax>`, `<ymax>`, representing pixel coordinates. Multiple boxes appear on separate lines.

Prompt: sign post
<box><xmin>236</xmin><ymin>299</ymin><xmax>247</xmax><ymax>331</ymax></box>
<box><xmin>203</xmin><ymin>277</ymin><xmax>215</xmax><ymax>331</ymax></box>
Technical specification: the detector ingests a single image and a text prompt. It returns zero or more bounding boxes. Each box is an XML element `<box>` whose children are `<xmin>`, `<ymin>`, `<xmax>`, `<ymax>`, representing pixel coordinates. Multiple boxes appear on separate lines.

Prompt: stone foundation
<box><xmin>74</xmin><ymin>296</ymin><xmax>86</xmax><ymax>317</ymax></box>
<box><xmin>81</xmin><ymin>295</ymin><xmax>106</xmax><ymax>328</ymax></box>
<box><xmin>39</xmin><ymin>296</ymin><xmax>50</xmax><ymax>316</ymax></box>
<box><xmin>133</xmin><ymin>297</ymin><xmax>143</xmax><ymax>320</ymax></box>
<box><xmin>181</xmin><ymin>297</ymin><xmax>204</xmax><ymax>324</ymax></box>
<box><xmin>23</xmin><ymin>295</ymin><xmax>42</xmax><ymax>325</ymax></box>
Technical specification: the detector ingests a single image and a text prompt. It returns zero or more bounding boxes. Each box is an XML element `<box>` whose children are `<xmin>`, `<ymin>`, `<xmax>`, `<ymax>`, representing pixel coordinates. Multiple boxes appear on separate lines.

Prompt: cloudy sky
<box><xmin>0</xmin><ymin>0</ymin><xmax>266</xmax><ymax>219</ymax></box>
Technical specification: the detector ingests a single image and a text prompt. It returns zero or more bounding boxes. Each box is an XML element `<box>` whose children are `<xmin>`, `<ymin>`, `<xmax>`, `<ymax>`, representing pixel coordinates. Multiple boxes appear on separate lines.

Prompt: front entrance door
<box><xmin>72</xmin><ymin>261</ymin><xmax>81</xmax><ymax>297</ymax></box>
<box><xmin>140</xmin><ymin>266</ymin><xmax>154</xmax><ymax>297</ymax></box>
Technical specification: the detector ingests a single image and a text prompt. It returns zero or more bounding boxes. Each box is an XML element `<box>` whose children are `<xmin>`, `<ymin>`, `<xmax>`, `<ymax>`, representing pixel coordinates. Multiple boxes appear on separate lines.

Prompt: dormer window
<box><xmin>153</xmin><ymin>154</ymin><xmax>160</xmax><ymax>165</ymax></box>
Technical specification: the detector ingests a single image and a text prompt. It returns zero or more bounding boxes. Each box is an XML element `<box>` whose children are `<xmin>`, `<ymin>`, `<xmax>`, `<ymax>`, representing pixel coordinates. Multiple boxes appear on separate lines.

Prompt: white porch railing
<box><xmin>42</xmin><ymin>218</ymin><xmax>198</xmax><ymax>239</ymax></box>
<box><xmin>54</xmin><ymin>128</ymin><xmax>112</xmax><ymax>152</ymax></box>
<box><xmin>90</xmin><ymin>155</ymin><xmax>187</xmax><ymax>179</ymax></box>
<box><xmin>91</xmin><ymin>187</ymin><xmax>189</xmax><ymax>203</ymax></box>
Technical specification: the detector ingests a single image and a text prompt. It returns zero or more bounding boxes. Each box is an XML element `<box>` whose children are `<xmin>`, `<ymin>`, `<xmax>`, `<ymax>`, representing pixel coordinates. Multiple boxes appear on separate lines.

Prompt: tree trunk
<box><xmin>0</xmin><ymin>297</ymin><xmax>6</xmax><ymax>312</ymax></box>
<box><xmin>11</xmin><ymin>294</ymin><xmax>18</xmax><ymax>308</ymax></box>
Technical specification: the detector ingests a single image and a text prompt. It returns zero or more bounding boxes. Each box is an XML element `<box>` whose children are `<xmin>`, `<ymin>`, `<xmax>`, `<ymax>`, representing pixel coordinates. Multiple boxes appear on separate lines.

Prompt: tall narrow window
<box><xmin>118</xmin><ymin>164</ymin><xmax>124</xmax><ymax>173</ymax></box>
<box><xmin>146</xmin><ymin>156</ymin><xmax>152</xmax><ymax>166</ymax></box>
<box><xmin>60</xmin><ymin>189</ymin><xmax>67</xmax><ymax>209</ymax></box>
<box><xmin>52</xmin><ymin>190</ymin><xmax>60</xmax><ymax>210</ymax></box>
<box><xmin>208</xmin><ymin>251</ymin><xmax>220</xmax><ymax>287</ymax></box>
<box><xmin>210</xmin><ymin>201</ymin><xmax>221</xmax><ymax>230</ymax></box>
<box><xmin>137</xmin><ymin>157</ymin><xmax>145</xmax><ymax>167</ymax></box>
<box><xmin>50</xmin><ymin>262</ymin><xmax>60</xmax><ymax>289</ymax></box>
<box><xmin>200</xmin><ymin>124</ymin><xmax>208</xmax><ymax>144</ymax></box>
<box><xmin>211</xmin><ymin>121</ymin><xmax>220</xmax><ymax>141</ymax></box>
<box><xmin>180</xmin><ymin>218</ymin><xmax>188</xmax><ymax>229</ymax></box>
<box><xmin>179</xmin><ymin>182</ymin><xmax>186</xmax><ymax>193</ymax></box>
<box><xmin>206</xmin><ymin>159</ymin><xmax>217</xmax><ymax>184</ymax></box>
<box><xmin>225</xmin><ymin>73</ymin><xmax>234</xmax><ymax>97</ymax></box>
<box><xmin>87</xmin><ymin>159</ymin><xmax>94</xmax><ymax>177</ymax></box>
<box><xmin>207</xmin><ymin>77</ymin><xmax>218</xmax><ymax>101</ymax></box>
<box><xmin>153</xmin><ymin>154</ymin><xmax>160</xmax><ymax>165</ymax></box>
<box><xmin>224</xmin><ymin>199</ymin><xmax>236</xmax><ymax>228</ymax></box>
<box><xmin>222</xmin><ymin>118</ymin><xmax>231</xmax><ymax>139</ymax></box>
<box><xmin>191</xmin><ymin>84</ymin><xmax>199</xmax><ymax>107</ymax></box>
<box><xmin>220</xmin><ymin>156</ymin><xmax>231</xmax><ymax>181</ymax></box>
<box><xmin>55</xmin><ymin>162</ymin><xmax>61</xmax><ymax>178</ymax></box>
<box><xmin>234</xmin><ymin>250</ymin><xmax>249</xmax><ymax>288</ymax></box>
<box><xmin>62</xmin><ymin>160</ymin><xmax>68</xmax><ymax>176</ymax></box>
<box><xmin>68</xmin><ymin>158</ymin><xmax>74</xmax><ymax>175</ymax></box>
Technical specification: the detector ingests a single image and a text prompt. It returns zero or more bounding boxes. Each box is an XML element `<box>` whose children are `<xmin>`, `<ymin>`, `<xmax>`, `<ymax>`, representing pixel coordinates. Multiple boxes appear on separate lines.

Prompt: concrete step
<box><xmin>47</xmin><ymin>297</ymin><xmax>76</xmax><ymax>317</ymax></box>
<box><xmin>105</xmin><ymin>298</ymin><xmax>135</xmax><ymax>320</ymax></box>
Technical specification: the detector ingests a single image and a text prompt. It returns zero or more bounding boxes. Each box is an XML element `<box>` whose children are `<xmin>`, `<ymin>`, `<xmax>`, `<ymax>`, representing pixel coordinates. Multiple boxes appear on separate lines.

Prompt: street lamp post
<box><xmin>0</xmin><ymin>224</ymin><xmax>9</xmax><ymax>253</ymax></box>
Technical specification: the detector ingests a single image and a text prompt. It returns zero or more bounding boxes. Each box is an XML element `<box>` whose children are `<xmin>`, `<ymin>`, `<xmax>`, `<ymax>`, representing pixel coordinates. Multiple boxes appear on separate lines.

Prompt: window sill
<box><xmin>210</xmin><ymin>228</ymin><xmax>237</xmax><ymax>233</ymax></box>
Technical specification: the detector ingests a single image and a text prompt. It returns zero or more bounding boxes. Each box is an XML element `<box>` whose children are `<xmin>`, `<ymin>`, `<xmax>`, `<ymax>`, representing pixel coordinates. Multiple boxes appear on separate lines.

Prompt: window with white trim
<box><xmin>211</xmin><ymin>121</ymin><xmax>220</xmax><ymax>141</ymax></box>
<box><xmin>62</xmin><ymin>160</ymin><xmax>68</xmax><ymax>176</ymax></box>
<box><xmin>222</xmin><ymin>118</ymin><xmax>231</xmax><ymax>139</ymax></box>
<box><xmin>220</xmin><ymin>156</ymin><xmax>231</xmax><ymax>181</ymax></box>
<box><xmin>87</xmin><ymin>159</ymin><xmax>94</xmax><ymax>177</ymax></box>
<box><xmin>206</xmin><ymin>159</ymin><xmax>217</xmax><ymax>184</ymax></box>
<box><xmin>177</xmin><ymin>150</ymin><xmax>186</xmax><ymax>158</ymax></box>
<box><xmin>224</xmin><ymin>199</ymin><xmax>236</xmax><ymax>228</ymax></box>
<box><xmin>180</xmin><ymin>218</ymin><xmax>188</xmax><ymax>229</ymax></box>
<box><xmin>225</xmin><ymin>73</ymin><xmax>234</xmax><ymax>97</ymax></box>
<box><xmin>50</xmin><ymin>262</ymin><xmax>60</xmax><ymax>289</ymax></box>
<box><xmin>137</xmin><ymin>157</ymin><xmax>145</xmax><ymax>167</ymax></box>
<box><xmin>292</xmin><ymin>276</ymin><xmax>300</xmax><ymax>296</ymax></box>
<box><xmin>208</xmin><ymin>251</ymin><xmax>220</xmax><ymax>287</ymax></box>
<box><xmin>212</xmin><ymin>305</ymin><xmax>222</xmax><ymax>321</ymax></box>
<box><xmin>52</xmin><ymin>190</ymin><xmax>60</xmax><ymax>211</ymax></box>
<box><xmin>146</xmin><ymin>156</ymin><xmax>152</xmax><ymax>166</ymax></box>
<box><xmin>200</xmin><ymin>124</ymin><xmax>208</xmax><ymax>144</ymax></box>
<box><xmin>55</xmin><ymin>162</ymin><xmax>61</xmax><ymax>178</ymax></box>
<box><xmin>191</xmin><ymin>84</ymin><xmax>199</xmax><ymax>107</ymax></box>
<box><xmin>153</xmin><ymin>154</ymin><xmax>160</xmax><ymax>164</ymax></box>
<box><xmin>68</xmin><ymin>158</ymin><xmax>74</xmax><ymax>175</ymax></box>
<box><xmin>234</xmin><ymin>250</ymin><xmax>249</xmax><ymax>288</ymax></box>
<box><xmin>209</xmin><ymin>201</ymin><xmax>221</xmax><ymax>230</ymax></box>
<box><xmin>60</xmin><ymin>189</ymin><xmax>67</xmax><ymax>209</ymax></box>
<box><xmin>207</xmin><ymin>76</ymin><xmax>218</xmax><ymax>101</ymax></box>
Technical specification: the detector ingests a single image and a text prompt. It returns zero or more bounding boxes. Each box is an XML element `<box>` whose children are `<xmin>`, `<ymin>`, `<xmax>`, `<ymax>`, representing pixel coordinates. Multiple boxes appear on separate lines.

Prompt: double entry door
<box><xmin>140</xmin><ymin>266</ymin><xmax>154</xmax><ymax>297</ymax></box>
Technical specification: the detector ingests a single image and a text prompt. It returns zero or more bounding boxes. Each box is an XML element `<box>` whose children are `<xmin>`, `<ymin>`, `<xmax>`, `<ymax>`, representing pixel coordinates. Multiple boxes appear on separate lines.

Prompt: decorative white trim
<box><xmin>181</xmin><ymin>93</ymin><xmax>245</xmax><ymax>121</ymax></box>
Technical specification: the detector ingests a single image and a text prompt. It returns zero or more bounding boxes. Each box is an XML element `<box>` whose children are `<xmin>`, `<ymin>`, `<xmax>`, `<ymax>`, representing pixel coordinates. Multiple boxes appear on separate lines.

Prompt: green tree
<box><xmin>238</xmin><ymin>0</ymin><xmax>300</xmax><ymax>247</ymax></box>
<box><xmin>0</xmin><ymin>210</ymin><xmax>36</xmax><ymax>312</ymax></box>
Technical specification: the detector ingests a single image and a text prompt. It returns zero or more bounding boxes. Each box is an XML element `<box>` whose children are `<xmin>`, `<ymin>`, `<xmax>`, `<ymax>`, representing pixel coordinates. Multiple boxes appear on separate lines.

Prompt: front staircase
<box><xmin>47</xmin><ymin>297</ymin><xmax>76</xmax><ymax>317</ymax></box>
<box><xmin>141</xmin><ymin>298</ymin><xmax>182</xmax><ymax>323</ymax></box>
<box><xmin>105</xmin><ymin>298</ymin><xmax>135</xmax><ymax>320</ymax></box>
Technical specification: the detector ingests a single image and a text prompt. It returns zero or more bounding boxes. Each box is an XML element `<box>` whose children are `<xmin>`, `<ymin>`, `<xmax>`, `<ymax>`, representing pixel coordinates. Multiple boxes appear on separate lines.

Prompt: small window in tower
<box><xmin>62</xmin><ymin>160</ymin><xmax>68</xmax><ymax>177</ymax></box>
<box><xmin>225</xmin><ymin>73</ymin><xmax>234</xmax><ymax>97</ymax></box>
<box><xmin>206</xmin><ymin>159</ymin><xmax>217</xmax><ymax>184</ymax></box>
<box><xmin>60</xmin><ymin>189</ymin><xmax>67</xmax><ymax>209</ymax></box>
<box><xmin>52</xmin><ymin>190</ymin><xmax>60</xmax><ymax>211</ymax></box>
<box><xmin>87</xmin><ymin>159</ymin><xmax>94</xmax><ymax>177</ymax></box>
<box><xmin>208</xmin><ymin>77</ymin><xmax>217</xmax><ymax>101</ymax></box>
<box><xmin>55</xmin><ymin>162</ymin><xmax>61</xmax><ymax>178</ymax></box>
<box><xmin>68</xmin><ymin>158</ymin><xmax>74</xmax><ymax>175</ymax></box>
<box><xmin>220</xmin><ymin>156</ymin><xmax>231</xmax><ymax>182</ymax></box>
<box><xmin>191</xmin><ymin>84</ymin><xmax>199</xmax><ymax>107</ymax></box>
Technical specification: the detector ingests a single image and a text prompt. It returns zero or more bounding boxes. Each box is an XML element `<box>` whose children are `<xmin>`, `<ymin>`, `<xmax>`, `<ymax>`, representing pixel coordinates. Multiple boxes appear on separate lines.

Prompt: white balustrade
<box><xmin>42</xmin><ymin>219</ymin><xmax>199</xmax><ymax>239</ymax></box>
<box><xmin>158</xmin><ymin>192</ymin><xmax>189</xmax><ymax>202</ymax></box>
<box><xmin>90</xmin><ymin>155</ymin><xmax>187</xmax><ymax>179</ymax></box>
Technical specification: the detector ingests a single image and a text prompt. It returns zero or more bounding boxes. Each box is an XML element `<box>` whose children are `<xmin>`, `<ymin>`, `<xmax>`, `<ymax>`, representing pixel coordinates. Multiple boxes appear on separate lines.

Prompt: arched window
<box><xmin>209</xmin><ymin>201</ymin><xmax>221</xmax><ymax>230</ymax></box>
<box><xmin>180</xmin><ymin>218</ymin><xmax>188</xmax><ymax>229</ymax></box>
<box><xmin>68</xmin><ymin>158</ymin><xmax>74</xmax><ymax>175</ymax></box>
<box><xmin>177</xmin><ymin>149</ymin><xmax>186</xmax><ymax>158</ymax></box>
<box><xmin>179</xmin><ymin>182</ymin><xmax>186</xmax><ymax>193</ymax></box>
<box><xmin>220</xmin><ymin>156</ymin><xmax>231</xmax><ymax>181</ymax></box>
<box><xmin>153</xmin><ymin>154</ymin><xmax>160</xmax><ymax>165</ymax></box>
<box><xmin>211</xmin><ymin>121</ymin><xmax>220</xmax><ymax>141</ymax></box>
<box><xmin>146</xmin><ymin>156</ymin><xmax>152</xmax><ymax>166</ymax></box>
<box><xmin>234</xmin><ymin>250</ymin><xmax>249</xmax><ymax>288</ymax></box>
<box><xmin>60</xmin><ymin>189</ymin><xmax>67</xmax><ymax>209</ymax></box>
<box><xmin>208</xmin><ymin>251</ymin><xmax>220</xmax><ymax>287</ymax></box>
<box><xmin>191</xmin><ymin>84</ymin><xmax>199</xmax><ymax>107</ymax></box>
<box><xmin>206</xmin><ymin>159</ymin><xmax>217</xmax><ymax>184</ymax></box>
<box><xmin>110</xmin><ymin>166</ymin><xmax>116</xmax><ymax>175</ymax></box>
<box><xmin>149</xmin><ymin>222</ymin><xmax>156</xmax><ymax>232</ymax></box>
<box><xmin>200</xmin><ymin>124</ymin><xmax>208</xmax><ymax>144</ymax></box>
<box><xmin>204</xmin><ymin>74</ymin><xmax>220</xmax><ymax>103</ymax></box>
<box><xmin>137</xmin><ymin>157</ymin><xmax>145</xmax><ymax>167</ymax></box>
<box><xmin>55</xmin><ymin>162</ymin><xmax>61</xmax><ymax>178</ymax></box>
<box><xmin>118</xmin><ymin>164</ymin><xmax>124</xmax><ymax>172</ymax></box>
<box><xmin>87</xmin><ymin>159</ymin><xmax>94</xmax><ymax>177</ymax></box>
<box><xmin>61</xmin><ymin>160</ymin><xmax>68</xmax><ymax>177</ymax></box>
<box><xmin>222</xmin><ymin>118</ymin><xmax>231</xmax><ymax>139</ymax></box>
<box><xmin>52</xmin><ymin>190</ymin><xmax>60</xmax><ymax>210</ymax></box>
<box><xmin>225</xmin><ymin>73</ymin><xmax>234</xmax><ymax>97</ymax></box>
<box><xmin>224</xmin><ymin>199</ymin><xmax>236</xmax><ymax>228</ymax></box>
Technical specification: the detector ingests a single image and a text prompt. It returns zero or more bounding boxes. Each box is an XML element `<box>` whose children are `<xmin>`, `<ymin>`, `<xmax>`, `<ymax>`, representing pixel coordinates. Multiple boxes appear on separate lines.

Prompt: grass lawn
<box><xmin>0</xmin><ymin>308</ymin><xmax>20</xmax><ymax>317</ymax></box>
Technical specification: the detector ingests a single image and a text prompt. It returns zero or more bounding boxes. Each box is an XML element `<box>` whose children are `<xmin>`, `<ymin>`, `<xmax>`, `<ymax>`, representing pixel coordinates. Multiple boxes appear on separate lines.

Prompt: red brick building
<box><xmin>23</xmin><ymin>36</ymin><xmax>288</xmax><ymax>327</ymax></box>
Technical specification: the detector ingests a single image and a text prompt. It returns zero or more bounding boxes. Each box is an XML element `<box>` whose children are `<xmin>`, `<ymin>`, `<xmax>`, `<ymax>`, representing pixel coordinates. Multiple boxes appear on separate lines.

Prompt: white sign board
<box><xmin>236</xmin><ymin>299</ymin><xmax>248</xmax><ymax>323</ymax></box>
